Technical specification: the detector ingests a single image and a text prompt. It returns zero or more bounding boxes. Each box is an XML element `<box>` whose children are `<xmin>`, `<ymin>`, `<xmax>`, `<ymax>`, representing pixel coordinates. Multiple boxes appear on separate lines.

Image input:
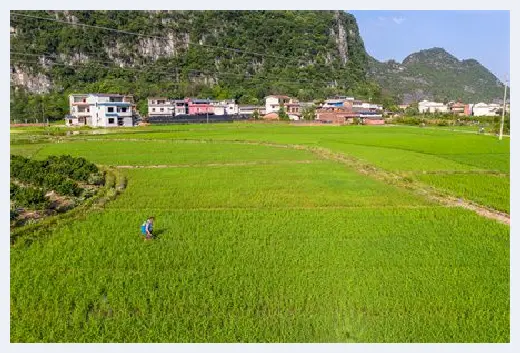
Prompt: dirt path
<box><xmin>111</xmin><ymin>160</ymin><xmax>317</xmax><ymax>169</ymax></box>
<box><xmin>306</xmin><ymin>146</ymin><xmax>510</xmax><ymax>226</ymax></box>
<box><xmin>400</xmin><ymin>170</ymin><xmax>508</xmax><ymax>177</ymax></box>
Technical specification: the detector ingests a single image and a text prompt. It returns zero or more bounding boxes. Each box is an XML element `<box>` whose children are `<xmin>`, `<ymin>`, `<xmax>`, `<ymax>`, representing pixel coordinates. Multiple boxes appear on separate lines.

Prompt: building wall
<box><xmin>175</xmin><ymin>106</ymin><xmax>187</xmax><ymax>115</ymax></box>
<box><xmin>364</xmin><ymin>119</ymin><xmax>385</xmax><ymax>125</ymax></box>
<box><xmin>473</xmin><ymin>105</ymin><xmax>497</xmax><ymax>116</ymax></box>
<box><xmin>214</xmin><ymin>106</ymin><xmax>226</xmax><ymax>116</ymax></box>
<box><xmin>316</xmin><ymin>112</ymin><xmax>346</xmax><ymax>124</ymax></box>
<box><xmin>265</xmin><ymin>97</ymin><xmax>280</xmax><ymax>114</ymax></box>
<box><xmin>149</xmin><ymin>105</ymin><xmax>173</xmax><ymax>116</ymax></box>
<box><xmin>188</xmin><ymin>105</ymin><xmax>214</xmax><ymax>115</ymax></box>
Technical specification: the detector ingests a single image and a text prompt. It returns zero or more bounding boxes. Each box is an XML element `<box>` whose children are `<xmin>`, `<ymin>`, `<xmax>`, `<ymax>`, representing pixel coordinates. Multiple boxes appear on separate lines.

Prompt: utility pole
<box><xmin>499</xmin><ymin>75</ymin><xmax>508</xmax><ymax>140</ymax></box>
<box><xmin>41</xmin><ymin>99</ymin><xmax>45</xmax><ymax>126</ymax></box>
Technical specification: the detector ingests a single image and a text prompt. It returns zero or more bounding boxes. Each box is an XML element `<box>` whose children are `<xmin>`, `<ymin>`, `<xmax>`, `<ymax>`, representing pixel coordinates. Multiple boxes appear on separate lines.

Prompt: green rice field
<box><xmin>10</xmin><ymin>123</ymin><xmax>510</xmax><ymax>342</ymax></box>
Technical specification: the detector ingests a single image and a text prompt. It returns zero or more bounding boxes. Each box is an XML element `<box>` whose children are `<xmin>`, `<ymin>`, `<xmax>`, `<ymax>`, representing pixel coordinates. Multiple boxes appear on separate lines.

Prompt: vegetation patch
<box><xmin>10</xmin><ymin>154</ymin><xmax>105</xmax><ymax>229</ymax></box>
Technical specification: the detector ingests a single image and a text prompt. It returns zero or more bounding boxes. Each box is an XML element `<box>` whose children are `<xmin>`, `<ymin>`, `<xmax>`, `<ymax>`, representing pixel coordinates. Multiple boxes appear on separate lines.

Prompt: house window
<box><xmin>152</xmin><ymin>108</ymin><xmax>156</xmax><ymax>112</ymax></box>
<box><xmin>160</xmin><ymin>108</ymin><xmax>164</xmax><ymax>112</ymax></box>
<box><xmin>108</xmin><ymin>118</ymin><xmax>115</xmax><ymax>124</ymax></box>
<box><xmin>68</xmin><ymin>119</ymin><xmax>72</xmax><ymax>124</ymax></box>
<box><xmin>107</xmin><ymin>107</ymin><xmax>114</xmax><ymax>113</ymax></box>
<box><xmin>121</xmin><ymin>107</ymin><xmax>127</xmax><ymax>113</ymax></box>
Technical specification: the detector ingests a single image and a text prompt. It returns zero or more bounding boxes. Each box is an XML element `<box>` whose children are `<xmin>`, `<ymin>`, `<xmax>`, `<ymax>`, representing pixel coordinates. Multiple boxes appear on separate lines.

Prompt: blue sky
<box><xmin>349</xmin><ymin>10</ymin><xmax>510</xmax><ymax>81</ymax></box>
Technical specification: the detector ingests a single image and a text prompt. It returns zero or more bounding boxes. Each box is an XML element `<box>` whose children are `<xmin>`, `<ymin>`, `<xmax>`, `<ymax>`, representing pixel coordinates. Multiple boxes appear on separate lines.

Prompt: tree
<box><xmin>252</xmin><ymin>109</ymin><xmax>260</xmax><ymax>120</ymax></box>
<box><xmin>302</xmin><ymin>105</ymin><xmax>316</xmax><ymax>120</ymax></box>
<box><xmin>278</xmin><ymin>105</ymin><xmax>289</xmax><ymax>120</ymax></box>
<box><xmin>405</xmin><ymin>103</ymin><xmax>419</xmax><ymax>116</ymax></box>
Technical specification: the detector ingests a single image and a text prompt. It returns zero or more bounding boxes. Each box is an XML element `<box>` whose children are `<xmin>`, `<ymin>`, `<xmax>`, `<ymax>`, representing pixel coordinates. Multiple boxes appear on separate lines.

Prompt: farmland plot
<box><xmin>10</xmin><ymin>125</ymin><xmax>510</xmax><ymax>343</ymax></box>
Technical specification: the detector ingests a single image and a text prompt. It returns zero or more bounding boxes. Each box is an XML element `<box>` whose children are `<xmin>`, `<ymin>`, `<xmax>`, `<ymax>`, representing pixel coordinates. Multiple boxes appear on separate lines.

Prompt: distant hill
<box><xmin>367</xmin><ymin>47</ymin><xmax>506</xmax><ymax>104</ymax></box>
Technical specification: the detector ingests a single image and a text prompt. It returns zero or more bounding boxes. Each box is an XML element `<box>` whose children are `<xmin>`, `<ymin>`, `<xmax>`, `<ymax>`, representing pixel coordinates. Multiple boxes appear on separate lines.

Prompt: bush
<box><xmin>54</xmin><ymin>179</ymin><xmax>82</xmax><ymax>197</ymax></box>
<box><xmin>88</xmin><ymin>172</ymin><xmax>105</xmax><ymax>186</ymax></box>
<box><xmin>10</xmin><ymin>183</ymin><xmax>19</xmax><ymax>198</ymax></box>
<box><xmin>11</xmin><ymin>155</ymin><xmax>98</xmax><ymax>197</ymax></box>
<box><xmin>13</xmin><ymin>187</ymin><xmax>49</xmax><ymax>209</ymax></box>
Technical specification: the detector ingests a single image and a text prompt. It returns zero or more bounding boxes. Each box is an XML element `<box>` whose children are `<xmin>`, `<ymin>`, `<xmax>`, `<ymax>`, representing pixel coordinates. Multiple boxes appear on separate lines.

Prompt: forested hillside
<box><xmin>10</xmin><ymin>10</ymin><xmax>382</xmax><ymax>120</ymax></box>
<box><xmin>368</xmin><ymin>48</ymin><xmax>505</xmax><ymax>104</ymax></box>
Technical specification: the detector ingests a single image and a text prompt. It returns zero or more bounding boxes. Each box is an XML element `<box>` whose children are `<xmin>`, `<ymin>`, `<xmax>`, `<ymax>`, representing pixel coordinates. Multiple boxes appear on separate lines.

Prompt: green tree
<box><xmin>278</xmin><ymin>105</ymin><xmax>289</xmax><ymax>120</ymax></box>
<box><xmin>302</xmin><ymin>105</ymin><xmax>316</xmax><ymax>120</ymax></box>
<box><xmin>405</xmin><ymin>103</ymin><xmax>419</xmax><ymax>116</ymax></box>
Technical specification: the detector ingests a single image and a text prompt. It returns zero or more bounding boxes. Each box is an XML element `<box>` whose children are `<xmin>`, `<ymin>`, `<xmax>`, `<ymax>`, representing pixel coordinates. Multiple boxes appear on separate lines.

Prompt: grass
<box><xmin>10</xmin><ymin>123</ymin><xmax>510</xmax><ymax>342</ymax></box>
<box><xmin>11</xmin><ymin>205</ymin><xmax>509</xmax><ymax>342</ymax></box>
<box><xmin>436</xmin><ymin>153</ymin><xmax>510</xmax><ymax>173</ymax></box>
<box><xmin>321</xmin><ymin>142</ymin><xmax>478</xmax><ymax>172</ymax></box>
<box><xmin>10</xmin><ymin>143</ymin><xmax>49</xmax><ymax>158</ymax></box>
<box><xmin>416</xmin><ymin>174</ymin><xmax>510</xmax><ymax>213</ymax></box>
<box><xmin>32</xmin><ymin>140</ymin><xmax>318</xmax><ymax>166</ymax></box>
<box><xmin>119</xmin><ymin>162</ymin><xmax>431</xmax><ymax>210</ymax></box>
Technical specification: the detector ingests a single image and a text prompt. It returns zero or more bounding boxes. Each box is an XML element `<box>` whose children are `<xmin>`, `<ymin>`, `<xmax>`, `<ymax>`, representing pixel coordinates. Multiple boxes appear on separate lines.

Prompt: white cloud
<box><xmin>392</xmin><ymin>17</ymin><xmax>406</xmax><ymax>25</ymax></box>
<box><xmin>377</xmin><ymin>16</ymin><xmax>386</xmax><ymax>21</ymax></box>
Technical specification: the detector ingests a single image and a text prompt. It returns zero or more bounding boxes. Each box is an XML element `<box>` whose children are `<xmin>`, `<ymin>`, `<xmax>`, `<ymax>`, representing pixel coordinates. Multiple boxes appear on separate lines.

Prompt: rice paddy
<box><xmin>10</xmin><ymin>123</ymin><xmax>510</xmax><ymax>342</ymax></box>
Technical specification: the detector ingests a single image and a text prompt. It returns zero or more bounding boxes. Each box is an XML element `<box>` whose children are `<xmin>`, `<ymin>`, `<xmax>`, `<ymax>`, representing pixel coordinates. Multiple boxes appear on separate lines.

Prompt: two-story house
<box><xmin>148</xmin><ymin>97</ymin><xmax>174</xmax><ymax>116</ymax></box>
<box><xmin>265</xmin><ymin>95</ymin><xmax>300</xmax><ymax>115</ymax></box>
<box><xmin>211</xmin><ymin>99</ymin><xmax>239</xmax><ymax>116</ymax></box>
<box><xmin>67</xmin><ymin>93</ymin><xmax>135</xmax><ymax>127</ymax></box>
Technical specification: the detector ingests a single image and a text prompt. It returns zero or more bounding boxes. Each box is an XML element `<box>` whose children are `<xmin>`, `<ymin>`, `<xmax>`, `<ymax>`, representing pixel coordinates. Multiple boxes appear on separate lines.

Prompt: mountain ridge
<box><xmin>368</xmin><ymin>47</ymin><xmax>505</xmax><ymax>104</ymax></box>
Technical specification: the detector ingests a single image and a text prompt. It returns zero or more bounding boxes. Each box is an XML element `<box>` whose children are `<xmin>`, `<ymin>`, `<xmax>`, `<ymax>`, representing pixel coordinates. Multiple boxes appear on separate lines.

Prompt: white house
<box><xmin>148</xmin><ymin>97</ymin><xmax>174</xmax><ymax>116</ymax></box>
<box><xmin>238</xmin><ymin>106</ymin><xmax>265</xmax><ymax>116</ymax></box>
<box><xmin>211</xmin><ymin>99</ymin><xmax>239</xmax><ymax>116</ymax></box>
<box><xmin>265</xmin><ymin>95</ymin><xmax>299</xmax><ymax>115</ymax></box>
<box><xmin>67</xmin><ymin>94</ymin><xmax>134</xmax><ymax>127</ymax></box>
<box><xmin>418</xmin><ymin>100</ymin><xmax>449</xmax><ymax>114</ymax></box>
<box><xmin>472</xmin><ymin>103</ymin><xmax>500</xmax><ymax>117</ymax></box>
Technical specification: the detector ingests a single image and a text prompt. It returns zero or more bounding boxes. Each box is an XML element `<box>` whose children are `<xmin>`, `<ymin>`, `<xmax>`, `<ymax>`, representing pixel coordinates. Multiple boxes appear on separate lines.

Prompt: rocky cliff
<box><xmin>10</xmin><ymin>10</ymin><xmax>369</xmax><ymax>104</ymax></box>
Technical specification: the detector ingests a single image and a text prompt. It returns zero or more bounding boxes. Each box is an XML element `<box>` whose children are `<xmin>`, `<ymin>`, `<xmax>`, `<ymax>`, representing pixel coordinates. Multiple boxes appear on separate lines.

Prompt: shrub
<box><xmin>54</xmin><ymin>179</ymin><xmax>82</xmax><ymax>197</ymax></box>
<box><xmin>10</xmin><ymin>183</ymin><xmax>19</xmax><ymax>198</ymax></box>
<box><xmin>13</xmin><ymin>187</ymin><xmax>49</xmax><ymax>209</ymax></box>
<box><xmin>88</xmin><ymin>172</ymin><xmax>105</xmax><ymax>186</ymax></box>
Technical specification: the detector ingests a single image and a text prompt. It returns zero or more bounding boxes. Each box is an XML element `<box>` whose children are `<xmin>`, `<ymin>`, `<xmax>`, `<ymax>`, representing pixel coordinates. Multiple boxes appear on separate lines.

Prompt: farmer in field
<box><xmin>141</xmin><ymin>217</ymin><xmax>155</xmax><ymax>240</ymax></box>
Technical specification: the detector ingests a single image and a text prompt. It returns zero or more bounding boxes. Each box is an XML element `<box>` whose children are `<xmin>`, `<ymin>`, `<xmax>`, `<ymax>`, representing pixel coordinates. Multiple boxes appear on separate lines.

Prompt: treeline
<box><xmin>392</xmin><ymin>114</ymin><xmax>510</xmax><ymax>134</ymax></box>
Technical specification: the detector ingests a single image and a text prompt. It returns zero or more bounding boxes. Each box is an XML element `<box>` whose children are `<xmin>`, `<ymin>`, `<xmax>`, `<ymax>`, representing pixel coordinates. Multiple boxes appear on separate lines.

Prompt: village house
<box><xmin>464</xmin><ymin>104</ymin><xmax>473</xmax><ymax>116</ymax></box>
<box><xmin>265</xmin><ymin>95</ymin><xmax>300</xmax><ymax>115</ymax></box>
<box><xmin>211</xmin><ymin>99</ymin><xmax>239</xmax><ymax>116</ymax></box>
<box><xmin>187</xmin><ymin>98</ymin><xmax>214</xmax><ymax>115</ymax></box>
<box><xmin>316</xmin><ymin>106</ymin><xmax>357</xmax><ymax>124</ymax></box>
<box><xmin>448</xmin><ymin>102</ymin><xmax>467</xmax><ymax>116</ymax></box>
<box><xmin>418</xmin><ymin>100</ymin><xmax>449</xmax><ymax>114</ymax></box>
<box><xmin>173</xmin><ymin>99</ymin><xmax>189</xmax><ymax>115</ymax></box>
<box><xmin>361</xmin><ymin>115</ymin><xmax>385</xmax><ymax>125</ymax></box>
<box><xmin>472</xmin><ymin>103</ymin><xmax>501</xmax><ymax>117</ymax></box>
<box><xmin>238</xmin><ymin>105</ymin><xmax>266</xmax><ymax>116</ymax></box>
<box><xmin>148</xmin><ymin>97</ymin><xmax>174</xmax><ymax>116</ymax></box>
<box><xmin>67</xmin><ymin>93</ymin><xmax>135</xmax><ymax>127</ymax></box>
<box><xmin>316</xmin><ymin>96</ymin><xmax>355</xmax><ymax>124</ymax></box>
